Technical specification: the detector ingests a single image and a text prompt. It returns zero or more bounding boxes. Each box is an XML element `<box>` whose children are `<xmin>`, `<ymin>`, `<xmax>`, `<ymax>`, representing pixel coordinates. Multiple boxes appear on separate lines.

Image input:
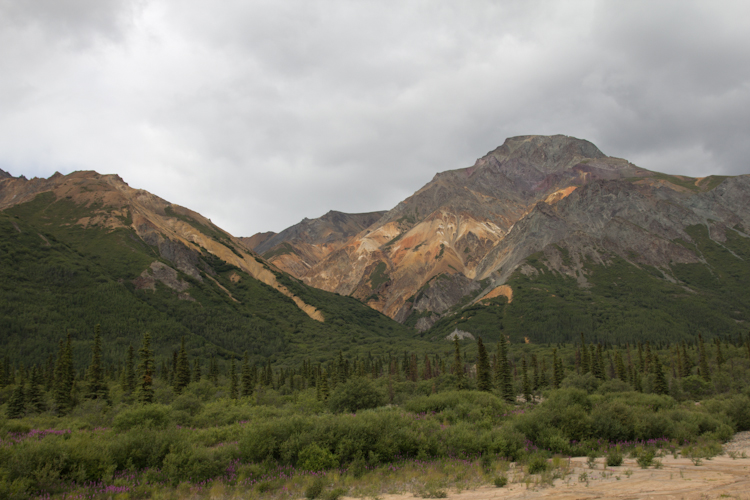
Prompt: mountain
<box><xmin>242</xmin><ymin>210</ymin><xmax>386</xmax><ymax>277</ymax></box>
<box><xmin>0</xmin><ymin>171</ymin><xmax>425</xmax><ymax>370</ymax></box>
<box><xmin>259</xmin><ymin>135</ymin><xmax>750</xmax><ymax>343</ymax></box>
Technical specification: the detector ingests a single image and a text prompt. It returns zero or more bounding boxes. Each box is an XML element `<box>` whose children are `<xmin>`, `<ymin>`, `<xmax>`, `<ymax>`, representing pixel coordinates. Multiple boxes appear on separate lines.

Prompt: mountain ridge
<box><xmin>249</xmin><ymin>134</ymin><xmax>750</xmax><ymax>336</ymax></box>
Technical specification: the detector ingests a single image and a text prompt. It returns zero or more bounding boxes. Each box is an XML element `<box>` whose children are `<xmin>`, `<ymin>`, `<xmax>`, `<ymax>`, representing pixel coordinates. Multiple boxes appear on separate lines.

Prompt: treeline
<box><xmin>3</xmin><ymin>322</ymin><xmax>750</xmax><ymax>419</ymax></box>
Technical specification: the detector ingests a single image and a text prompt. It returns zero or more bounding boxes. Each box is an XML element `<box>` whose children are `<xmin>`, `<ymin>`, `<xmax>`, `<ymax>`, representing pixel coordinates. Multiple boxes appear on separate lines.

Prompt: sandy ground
<box><xmin>375</xmin><ymin>432</ymin><xmax>750</xmax><ymax>500</ymax></box>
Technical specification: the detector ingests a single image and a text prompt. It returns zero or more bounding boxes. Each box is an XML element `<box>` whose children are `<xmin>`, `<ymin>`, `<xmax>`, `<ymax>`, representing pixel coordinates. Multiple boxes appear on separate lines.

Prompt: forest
<box><xmin>1</xmin><ymin>325</ymin><xmax>749</xmax><ymax>500</ymax></box>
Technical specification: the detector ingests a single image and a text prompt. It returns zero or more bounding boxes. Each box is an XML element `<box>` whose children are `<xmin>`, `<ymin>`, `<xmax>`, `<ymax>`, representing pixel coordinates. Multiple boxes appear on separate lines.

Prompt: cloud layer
<box><xmin>1</xmin><ymin>0</ymin><xmax>749</xmax><ymax>235</ymax></box>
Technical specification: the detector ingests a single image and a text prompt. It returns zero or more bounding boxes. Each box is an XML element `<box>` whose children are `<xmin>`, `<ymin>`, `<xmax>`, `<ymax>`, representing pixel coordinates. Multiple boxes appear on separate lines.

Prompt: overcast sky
<box><xmin>1</xmin><ymin>1</ymin><xmax>749</xmax><ymax>236</ymax></box>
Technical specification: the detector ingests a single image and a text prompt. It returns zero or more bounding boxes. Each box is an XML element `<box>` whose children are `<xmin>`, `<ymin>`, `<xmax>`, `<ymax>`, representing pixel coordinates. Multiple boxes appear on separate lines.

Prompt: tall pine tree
<box><xmin>452</xmin><ymin>337</ymin><xmax>465</xmax><ymax>389</ymax></box>
<box><xmin>174</xmin><ymin>337</ymin><xmax>191</xmax><ymax>394</ymax></box>
<box><xmin>85</xmin><ymin>325</ymin><xmax>108</xmax><ymax>402</ymax></box>
<box><xmin>476</xmin><ymin>336</ymin><xmax>492</xmax><ymax>391</ymax></box>
<box><xmin>137</xmin><ymin>332</ymin><xmax>155</xmax><ymax>404</ymax></box>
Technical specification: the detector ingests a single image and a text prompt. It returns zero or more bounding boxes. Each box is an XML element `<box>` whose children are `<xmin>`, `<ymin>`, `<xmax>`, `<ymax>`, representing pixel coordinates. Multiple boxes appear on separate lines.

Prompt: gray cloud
<box><xmin>0</xmin><ymin>0</ymin><xmax>749</xmax><ymax>236</ymax></box>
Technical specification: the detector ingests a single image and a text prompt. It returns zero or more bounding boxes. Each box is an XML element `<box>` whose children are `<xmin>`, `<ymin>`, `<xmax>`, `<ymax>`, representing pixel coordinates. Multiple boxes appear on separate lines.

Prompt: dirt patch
<box><xmin>481</xmin><ymin>284</ymin><xmax>513</xmax><ymax>304</ymax></box>
<box><xmin>358</xmin><ymin>434</ymin><xmax>750</xmax><ymax>500</ymax></box>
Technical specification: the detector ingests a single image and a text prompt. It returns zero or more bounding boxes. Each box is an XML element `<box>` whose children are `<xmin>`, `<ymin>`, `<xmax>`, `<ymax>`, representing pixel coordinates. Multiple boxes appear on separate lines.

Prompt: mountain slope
<box><xmin>242</xmin><ymin>210</ymin><xmax>386</xmax><ymax>277</ymax></box>
<box><xmin>0</xmin><ymin>171</ymin><xmax>425</xmax><ymax>370</ymax></box>
<box><xmin>262</xmin><ymin>135</ymin><xmax>750</xmax><ymax>342</ymax></box>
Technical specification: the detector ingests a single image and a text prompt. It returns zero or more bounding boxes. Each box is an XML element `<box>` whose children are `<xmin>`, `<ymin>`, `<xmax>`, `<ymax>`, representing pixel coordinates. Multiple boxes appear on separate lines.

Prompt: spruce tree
<box><xmin>714</xmin><ymin>338</ymin><xmax>725</xmax><ymax>368</ymax></box>
<box><xmin>174</xmin><ymin>337</ymin><xmax>191</xmax><ymax>394</ymax></box>
<box><xmin>229</xmin><ymin>360</ymin><xmax>238</xmax><ymax>399</ymax></box>
<box><xmin>26</xmin><ymin>366</ymin><xmax>46</xmax><ymax>414</ymax></box>
<box><xmin>6</xmin><ymin>382</ymin><xmax>25</xmax><ymax>419</ymax></box>
<box><xmin>320</xmin><ymin>369</ymin><xmax>329</xmax><ymax>401</ymax></box>
<box><xmin>681</xmin><ymin>341</ymin><xmax>692</xmax><ymax>377</ymax></box>
<box><xmin>580</xmin><ymin>333</ymin><xmax>590</xmax><ymax>374</ymax></box>
<box><xmin>122</xmin><ymin>345</ymin><xmax>136</xmax><ymax>394</ymax></box>
<box><xmin>476</xmin><ymin>336</ymin><xmax>492</xmax><ymax>391</ymax></box>
<box><xmin>521</xmin><ymin>356</ymin><xmax>531</xmax><ymax>402</ymax></box>
<box><xmin>423</xmin><ymin>355</ymin><xmax>433</xmax><ymax>380</ymax></box>
<box><xmin>615</xmin><ymin>351</ymin><xmax>627</xmax><ymax>381</ymax></box>
<box><xmin>497</xmin><ymin>337</ymin><xmax>513</xmax><ymax>402</ymax></box>
<box><xmin>452</xmin><ymin>337</ymin><xmax>465</xmax><ymax>389</ymax></box>
<box><xmin>539</xmin><ymin>357</ymin><xmax>548</xmax><ymax>388</ymax></box>
<box><xmin>241</xmin><ymin>352</ymin><xmax>253</xmax><ymax>397</ymax></box>
<box><xmin>86</xmin><ymin>325</ymin><xmax>108</xmax><ymax>401</ymax></box>
<box><xmin>53</xmin><ymin>335</ymin><xmax>74</xmax><ymax>413</ymax></box>
<box><xmin>552</xmin><ymin>349</ymin><xmax>563</xmax><ymax>388</ymax></box>
<box><xmin>652</xmin><ymin>355</ymin><xmax>668</xmax><ymax>395</ymax></box>
<box><xmin>137</xmin><ymin>332</ymin><xmax>155</xmax><ymax>404</ymax></box>
<box><xmin>698</xmin><ymin>333</ymin><xmax>711</xmax><ymax>382</ymax></box>
<box><xmin>193</xmin><ymin>359</ymin><xmax>202</xmax><ymax>382</ymax></box>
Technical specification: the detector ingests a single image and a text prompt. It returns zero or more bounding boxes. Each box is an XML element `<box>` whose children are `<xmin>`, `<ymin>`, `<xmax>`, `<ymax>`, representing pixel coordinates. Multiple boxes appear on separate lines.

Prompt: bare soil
<box><xmin>372</xmin><ymin>433</ymin><xmax>750</xmax><ymax>500</ymax></box>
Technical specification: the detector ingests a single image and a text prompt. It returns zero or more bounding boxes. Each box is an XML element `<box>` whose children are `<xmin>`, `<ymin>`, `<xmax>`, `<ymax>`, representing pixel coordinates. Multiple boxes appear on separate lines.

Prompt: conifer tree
<box><xmin>53</xmin><ymin>335</ymin><xmax>74</xmax><ymax>413</ymax></box>
<box><xmin>476</xmin><ymin>336</ymin><xmax>492</xmax><ymax>391</ymax></box>
<box><xmin>0</xmin><ymin>357</ymin><xmax>6</xmax><ymax>388</ymax></box>
<box><xmin>593</xmin><ymin>344</ymin><xmax>605</xmax><ymax>380</ymax></box>
<box><xmin>698</xmin><ymin>333</ymin><xmax>711</xmax><ymax>382</ymax></box>
<box><xmin>637</xmin><ymin>342</ymin><xmax>644</xmax><ymax>373</ymax></box>
<box><xmin>241</xmin><ymin>352</ymin><xmax>253</xmax><ymax>397</ymax></box>
<box><xmin>552</xmin><ymin>349</ymin><xmax>563</xmax><ymax>388</ymax></box>
<box><xmin>209</xmin><ymin>355</ymin><xmax>219</xmax><ymax>384</ymax></box>
<box><xmin>409</xmin><ymin>353</ymin><xmax>418</xmax><ymax>383</ymax></box>
<box><xmin>319</xmin><ymin>369</ymin><xmax>329</xmax><ymax>400</ymax></box>
<box><xmin>521</xmin><ymin>356</ymin><xmax>531</xmax><ymax>402</ymax></box>
<box><xmin>580</xmin><ymin>333</ymin><xmax>590</xmax><ymax>374</ymax></box>
<box><xmin>85</xmin><ymin>325</ymin><xmax>108</xmax><ymax>401</ymax></box>
<box><xmin>229</xmin><ymin>360</ymin><xmax>238</xmax><ymax>399</ymax></box>
<box><xmin>652</xmin><ymin>354</ymin><xmax>668</xmax><ymax>395</ymax></box>
<box><xmin>539</xmin><ymin>357</ymin><xmax>548</xmax><ymax>388</ymax></box>
<box><xmin>423</xmin><ymin>355</ymin><xmax>432</xmax><ymax>380</ymax></box>
<box><xmin>452</xmin><ymin>337</ymin><xmax>465</xmax><ymax>389</ymax></box>
<box><xmin>531</xmin><ymin>354</ymin><xmax>539</xmax><ymax>390</ymax></box>
<box><xmin>6</xmin><ymin>381</ymin><xmax>25</xmax><ymax>419</ymax></box>
<box><xmin>681</xmin><ymin>341</ymin><xmax>692</xmax><ymax>377</ymax></box>
<box><xmin>174</xmin><ymin>337</ymin><xmax>191</xmax><ymax>394</ymax></box>
<box><xmin>193</xmin><ymin>359</ymin><xmax>202</xmax><ymax>382</ymax></box>
<box><xmin>121</xmin><ymin>345</ymin><xmax>136</xmax><ymax>394</ymax></box>
<box><xmin>137</xmin><ymin>332</ymin><xmax>155</xmax><ymax>404</ymax></box>
<box><xmin>714</xmin><ymin>338</ymin><xmax>725</xmax><ymax>368</ymax></box>
<box><xmin>496</xmin><ymin>337</ymin><xmax>513</xmax><ymax>402</ymax></box>
<box><xmin>615</xmin><ymin>351</ymin><xmax>627</xmax><ymax>381</ymax></box>
<box><xmin>26</xmin><ymin>366</ymin><xmax>46</xmax><ymax>414</ymax></box>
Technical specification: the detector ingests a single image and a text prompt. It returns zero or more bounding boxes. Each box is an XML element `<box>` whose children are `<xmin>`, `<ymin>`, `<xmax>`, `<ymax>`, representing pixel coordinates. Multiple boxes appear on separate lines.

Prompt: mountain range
<box><xmin>2</xmin><ymin>134</ymin><xmax>750</xmax><ymax>369</ymax></box>
<box><xmin>245</xmin><ymin>135</ymin><xmax>750</xmax><ymax>343</ymax></box>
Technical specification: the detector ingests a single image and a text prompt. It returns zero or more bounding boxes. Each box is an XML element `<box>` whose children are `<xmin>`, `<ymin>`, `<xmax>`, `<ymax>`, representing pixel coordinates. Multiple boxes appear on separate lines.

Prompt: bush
<box><xmin>298</xmin><ymin>443</ymin><xmax>338</xmax><ymax>471</ymax></box>
<box><xmin>328</xmin><ymin>377</ymin><xmax>384</xmax><ymax>413</ymax></box>
<box><xmin>636</xmin><ymin>448</ymin><xmax>655</xmax><ymax>468</ymax></box>
<box><xmin>606</xmin><ymin>447</ymin><xmax>623</xmax><ymax>466</ymax></box>
<box><xmin>112</xmin><ymin>404</ymin><xmax>172</xmax><ymax>431</ymax></box>
<box><xmin>493</xmin><ymin>476</ymin><xmax>508</xmax><ymax>487</ymax></box>
<box><xmin>305</xmin><ymin>477</ymin><xmax>325</xmax><ymax>499</ymax></box>
<box><xmin>527</xmin><ymin>454</ymin><xmax>549</xmax><ymax>474</ymax></box>
<box><xmin>323</xmin><ymin>487</ymin><xmax>347</xmax><ymax>500</ymax></box>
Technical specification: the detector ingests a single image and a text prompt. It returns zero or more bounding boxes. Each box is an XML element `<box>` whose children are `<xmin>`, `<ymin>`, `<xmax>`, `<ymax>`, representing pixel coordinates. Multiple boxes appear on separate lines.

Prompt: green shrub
<box><xmin>636</xmin><ymin>449</ymin><xmax>655</xmax><ymax>468</ymax></box>
<box><xmin>493</xmin><ymin>476</ymin><xmax>508</xmax><ymax>487</ymax></box>
<box><xmin>112</xmin><ymin>404</ymin><xmax>172</xmax><ymax>431</ymax></box>
<box><xmin>328</xmin><ymin>377</ymin><xmax>384</xmax><ymax>414</ymax></box>
<box><xmin>305</xmin><ymin>477</ymin><xmax>326</xmax><ymax>499</ymax></box>
<box><xmin>606</xmin><ymin>447</ymin><xmax>623</xmax><ymax>466</ymax></box>
<box><xmin>527</xmin><ymin>454</ymin><xmax>549</xmax><ymax>474</ymax></box>
<box><xmin>323</xmin><ymin>487</ymin><xmax>347</xmax><ymax>500</ymax></box>
<box><xmin>298</xmin><ymin>443</ymin><xmax>338</xmax><ymax>471</ymax></box>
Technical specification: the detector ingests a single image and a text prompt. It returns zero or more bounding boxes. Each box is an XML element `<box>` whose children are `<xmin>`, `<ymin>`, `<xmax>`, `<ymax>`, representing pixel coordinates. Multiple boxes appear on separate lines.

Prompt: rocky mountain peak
<box><xmin>473</xmin><ymin>135</ymin><xmax>606</xmax><ymax>175</ymax></box>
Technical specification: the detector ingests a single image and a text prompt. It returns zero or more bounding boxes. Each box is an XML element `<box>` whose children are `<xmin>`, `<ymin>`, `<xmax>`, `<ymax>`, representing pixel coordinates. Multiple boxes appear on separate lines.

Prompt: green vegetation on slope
<box><xmin>0</xmin><ymin>194</ymin><xmax>430</xmax><ymax>373</ymax></box>
<box><xmin>425</xmin><ymin>225</ymin><xmax>750</xmax><ymax>345</ymax></box>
